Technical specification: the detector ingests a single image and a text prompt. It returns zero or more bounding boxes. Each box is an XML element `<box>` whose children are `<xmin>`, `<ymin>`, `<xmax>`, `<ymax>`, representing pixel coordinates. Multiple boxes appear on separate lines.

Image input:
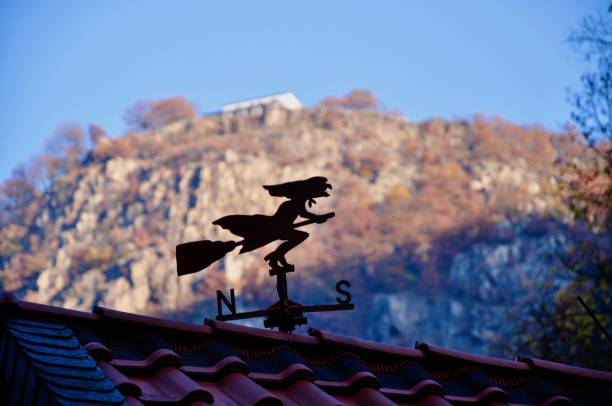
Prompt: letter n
<box><xmin>217</xmin><ymin>289</ymin><xmax>236</xmax><ymax>317</ymax></box>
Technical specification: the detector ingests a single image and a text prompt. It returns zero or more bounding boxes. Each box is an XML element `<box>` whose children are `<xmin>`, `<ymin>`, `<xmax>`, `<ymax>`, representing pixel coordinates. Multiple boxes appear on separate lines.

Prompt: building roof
<box><xmin>222</xmin><ymin>92</ymin><xmax>303</xmax><ymax>113</ymax></box>
<box><xmin>1</xmin><ymin>292</ymin><xmax>611</xmax><ymax>406</ymax></box>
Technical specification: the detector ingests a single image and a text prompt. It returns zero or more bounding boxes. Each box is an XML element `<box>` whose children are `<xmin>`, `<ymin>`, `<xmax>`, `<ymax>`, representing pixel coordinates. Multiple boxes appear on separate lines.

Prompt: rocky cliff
<box><xmin>0</xmin><ymin>106</ymin><xmax>586</xmax><ymax>355</ymax></box>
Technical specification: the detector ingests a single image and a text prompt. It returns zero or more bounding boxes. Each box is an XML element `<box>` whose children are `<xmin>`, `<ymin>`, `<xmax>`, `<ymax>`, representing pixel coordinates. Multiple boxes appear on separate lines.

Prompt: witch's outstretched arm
<box><xmin>298</xmin><ymin>206</ymin><xmax>332</xmax><ymax>223</ymax></box>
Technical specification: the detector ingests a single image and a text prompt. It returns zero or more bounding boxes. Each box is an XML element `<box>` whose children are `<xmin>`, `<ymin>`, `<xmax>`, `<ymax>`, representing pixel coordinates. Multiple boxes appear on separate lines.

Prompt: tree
<box><xmin>510</xmin><ymin>233</ymin><xmax>611</xmax><ymax>370</ymax></box>
<box><xmin>0</xmin><ymin>166</ymin><xmax>39</xmax><ymax>226</ymax></box>
<box><xmin>44</xmin><ymin>124</ymin><xmax>86</xmax><ymax>179</ymax></box>
<box><xmin>568</xmin><ymin>8</ymin><xmax>612</xmax><ymax>146</ymax></box>
<box><xmin>566</xmin><ymin>7</ymin><xmax>612</xmax><ymax>231</ymax></box>
<box><xmin>511</xmin><ymin>5</ymin><xmax>612</xmax><ymax>370</ymax></box>
<box><xmin>0</xmin><ymin>164</ymin><xmax>44</xmax><ymax>268</ymax></box>
<box><xmin>320</xmin><ymin>89</ymin><xmax>378</xmax><ymax>109</ymax></box>
<box><xmin>123</xmin><ymin>97</ymin><xmax>197</xmax><ymax>131</ymax></box>
<box><xmin>88</xmin><ymin>123</ymin><xmax>106</xmax><ymax>147</ymax></box>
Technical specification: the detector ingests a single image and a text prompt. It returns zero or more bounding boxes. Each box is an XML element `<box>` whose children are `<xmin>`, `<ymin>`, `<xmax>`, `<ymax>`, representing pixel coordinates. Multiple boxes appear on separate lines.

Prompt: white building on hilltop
<box><xmin>221</xmin><ymin>92</ymin><xmax>303</xmax><ymax>117</ymax></box>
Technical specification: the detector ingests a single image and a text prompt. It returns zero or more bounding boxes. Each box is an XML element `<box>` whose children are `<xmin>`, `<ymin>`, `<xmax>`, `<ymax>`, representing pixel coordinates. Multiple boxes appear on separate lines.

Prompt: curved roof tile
<box><xmin>98</xmin><ymin>360</ymin><xmax>143</xmax><ymax>397</ymax></box>
<box><xmin>181</xmin><ymin>355</ymin><xmax>249</xmax><ymax>376</ymax></box>
<box><xmin>218</xmin><ymin>372</ymin><xmax>282</xmax><ymax>405</ymax></box>
<box><xmin>282</xmin><ymin>379</ymin><xmax>343</xmax><ymax>405</ymax></box>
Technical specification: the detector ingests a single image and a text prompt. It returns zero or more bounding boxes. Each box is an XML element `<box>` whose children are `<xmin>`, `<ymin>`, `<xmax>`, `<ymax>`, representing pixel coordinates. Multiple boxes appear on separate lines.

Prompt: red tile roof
<box><xmin>1</xmin><ymin>291</ymin><xmax>611</xmax><ymax>405</ymax></box>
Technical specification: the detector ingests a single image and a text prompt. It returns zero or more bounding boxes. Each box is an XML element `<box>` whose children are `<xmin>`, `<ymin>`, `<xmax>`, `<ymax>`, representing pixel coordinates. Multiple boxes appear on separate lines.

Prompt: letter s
<box><xmin>336</xmin><ymin>280</ymin><xmax>352</xmax><ymax>305</ymax></box>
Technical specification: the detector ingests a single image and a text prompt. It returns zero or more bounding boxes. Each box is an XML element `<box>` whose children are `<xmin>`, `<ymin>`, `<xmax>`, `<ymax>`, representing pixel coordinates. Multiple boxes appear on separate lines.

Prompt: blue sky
<box><xmin>0</xmin><ymin>0</ymin><xmax>605</xmax><ymax>182</ymax></box>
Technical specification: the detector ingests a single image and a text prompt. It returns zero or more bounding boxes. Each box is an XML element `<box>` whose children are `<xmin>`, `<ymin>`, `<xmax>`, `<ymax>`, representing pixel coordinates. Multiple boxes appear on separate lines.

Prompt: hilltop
<box><xmin>0</xmin><ymin>105</ymin><xmax>587</xmax><ymax>354</ymax></box>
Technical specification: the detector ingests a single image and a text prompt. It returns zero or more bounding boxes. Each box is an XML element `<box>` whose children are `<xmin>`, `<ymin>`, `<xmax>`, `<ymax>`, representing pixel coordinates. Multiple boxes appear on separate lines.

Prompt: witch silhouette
<box><xmin>176</xmin><ymin>176</ymin><xmax>334</xmax><ymax>276</ymax></box>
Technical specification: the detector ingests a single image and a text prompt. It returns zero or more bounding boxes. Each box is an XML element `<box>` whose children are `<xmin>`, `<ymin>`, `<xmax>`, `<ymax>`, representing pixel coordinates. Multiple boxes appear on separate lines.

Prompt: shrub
<box><xmin>124</xmin><ymin>97</ymin><xmax>197</xmax><ymax>131</ymax></box>
<box><xmin>43</xmin><ymin>124</ymin><xmax>86</xmax><ymax>178</ymax></box>
<box><xmin>320</xmin><ymin>89</ymin><xmax>378</xmax><ymax>110</ymax></box>
<box><xmin>386</xmin><ymin>185</ymin><xmax>412</xmax><ymax>204</ymax></box>
<box><xmin>88</xmin><ymin>124</ymin><xmax>106</xmax><ymax>146</ymax></box>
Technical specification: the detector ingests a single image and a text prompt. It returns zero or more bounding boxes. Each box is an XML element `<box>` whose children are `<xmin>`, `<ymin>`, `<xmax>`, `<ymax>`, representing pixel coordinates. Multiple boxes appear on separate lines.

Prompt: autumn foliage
<box><xmin>124</xmin><ymin>97</ymin><xmax>197</xmax><ymax>131</ymax></box>
<box><xmin>509</xmin><ymin>6</ymin><xmax>612</xmax><ymax>370</ymax></box>
<box><xmin>320</xmin><ymin>89</ymin><xmax>378</xmax><ymax>110</ymax></box>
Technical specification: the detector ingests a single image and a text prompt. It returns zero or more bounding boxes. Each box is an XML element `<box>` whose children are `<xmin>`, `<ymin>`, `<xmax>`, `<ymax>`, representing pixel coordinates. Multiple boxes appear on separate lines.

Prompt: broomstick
<box><xmin>176</xmin><ymin>212</ymin><xmax>334</xmax><ymax>276</ymax></box>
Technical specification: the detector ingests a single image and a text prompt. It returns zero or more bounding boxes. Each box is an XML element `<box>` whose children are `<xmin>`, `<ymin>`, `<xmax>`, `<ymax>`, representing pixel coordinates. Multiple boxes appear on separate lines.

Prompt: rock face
<box><xmin>366</xmin><ymin>220</ymin><xmax>571</xmax><ymax>355</ymax></box>
<box><xmin>0</xmin><ymin>107</ymin><xmax>585</xmax><ymax>354</ymax></box>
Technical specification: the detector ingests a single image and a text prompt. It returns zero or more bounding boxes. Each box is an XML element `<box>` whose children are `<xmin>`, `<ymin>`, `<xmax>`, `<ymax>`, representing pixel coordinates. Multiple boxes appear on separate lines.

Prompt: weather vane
<box><xmin>176</xmin><ymin>176</ymin><xmax>354</xmax><ymax>333</ymax></box>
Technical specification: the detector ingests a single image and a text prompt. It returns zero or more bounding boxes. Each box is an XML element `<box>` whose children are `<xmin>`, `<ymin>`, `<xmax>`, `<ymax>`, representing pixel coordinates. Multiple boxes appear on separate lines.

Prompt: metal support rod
<box><xmin>577</xmin><ymin>296</ymin><xmax>612</xmax><ymax>345</ymax></box>
<box><xmin>277</xmin><ymin>272</ymin><xmax>288</xmax><ymax>300</ymax></box>
<box><xmin>216</xmin><ymin>309</ymin><xmax>270</xmax><ymax>321</ymax></box>
<box><xmin>302</xmin><ymin>303</ymin><xmax>354</xmax><ymax>313</ymax></box>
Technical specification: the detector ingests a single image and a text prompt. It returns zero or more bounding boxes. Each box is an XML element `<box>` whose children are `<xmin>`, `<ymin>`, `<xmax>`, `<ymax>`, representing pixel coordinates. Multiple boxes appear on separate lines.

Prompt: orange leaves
<box><xmin>124</xmin><ymin>97</ymin><xmax>197</xmax><ymax>131</ymax></box>
<box><xmin>320</xmin><ymin>89</ymin><xmax>378</xmax><ymax>110</ymax></box>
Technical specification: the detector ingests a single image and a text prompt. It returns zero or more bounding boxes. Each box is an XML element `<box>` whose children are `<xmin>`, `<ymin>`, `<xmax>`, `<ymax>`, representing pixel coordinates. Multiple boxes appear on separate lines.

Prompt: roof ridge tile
<box><xmin>309</xmin><ymin>328</ymin><xmax>425</xmax><ymax>359</ymax></box>
<box><xmin>416</xmin><ymin>341</ymin><xmax>530</xmax><ymax>371</ymax></box>
<box><xmin>94</xmin><ymin>306</ymin><xmax>215</xmax><ymax>334</ymax></box>
<box><xmin>0</xmin><ymin>295</ymin><xmax>99</xmax><ymax>321</ymax></box>
<box><xmin>517</xmin><ymin>355</ymin><xmax>612</xmax><ymax>382</ymax></box>
<box><xmin>206</xmin><ymin>319</ymin><xmax>319</xmax><ymax>344</ymax></box>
